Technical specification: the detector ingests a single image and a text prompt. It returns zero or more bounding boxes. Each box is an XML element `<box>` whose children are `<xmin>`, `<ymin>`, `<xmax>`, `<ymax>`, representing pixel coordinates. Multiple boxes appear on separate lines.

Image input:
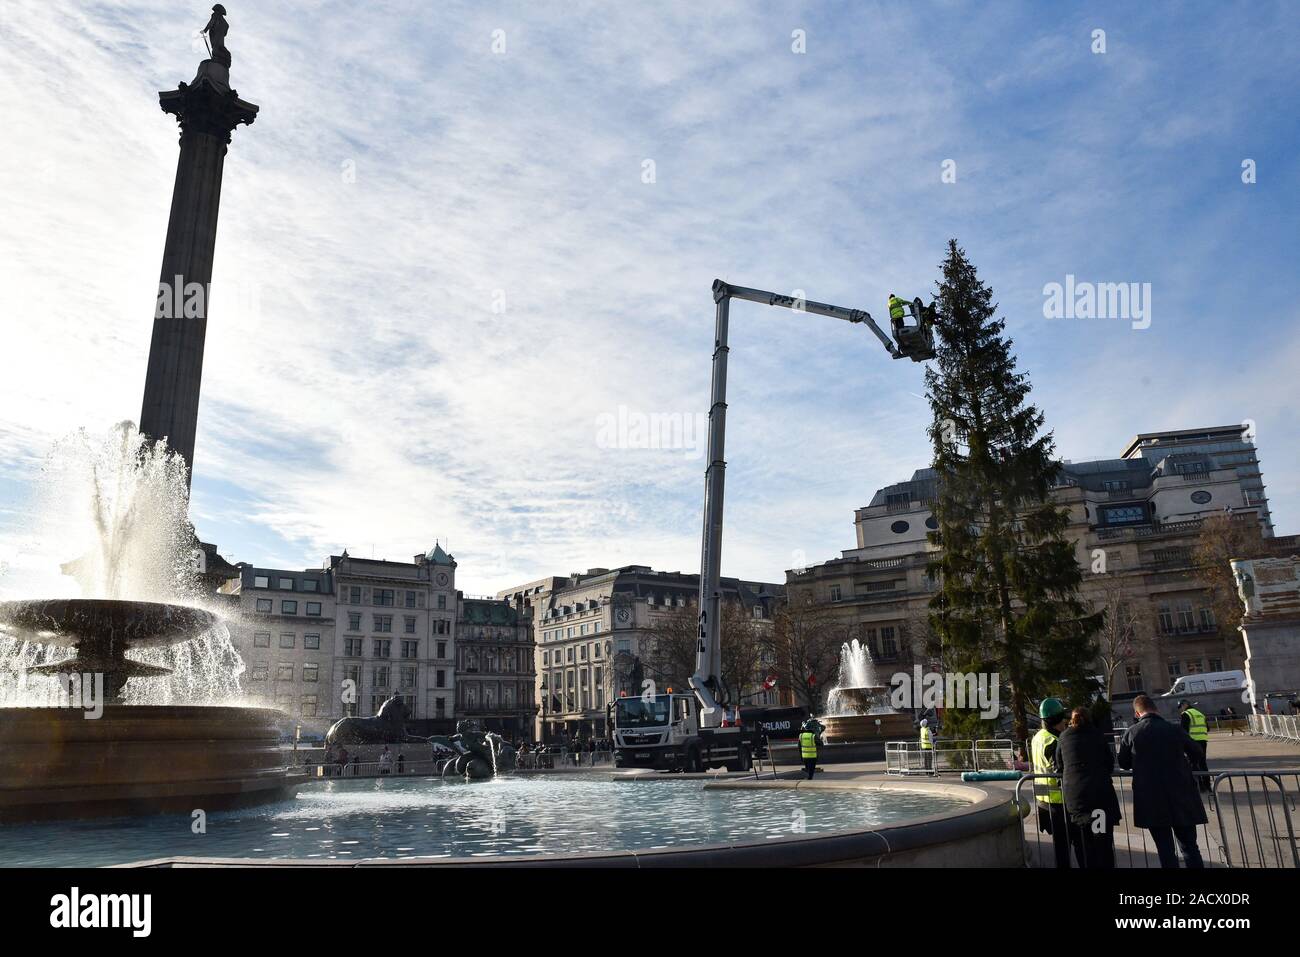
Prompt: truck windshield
<box><xmin>615</xmin><ymin>697</ymin><xmax>671</xmax><ymax>728</ymax></box>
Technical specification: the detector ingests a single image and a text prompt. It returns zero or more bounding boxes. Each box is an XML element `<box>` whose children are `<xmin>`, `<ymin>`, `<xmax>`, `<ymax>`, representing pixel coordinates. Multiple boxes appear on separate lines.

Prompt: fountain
<box><xmin>816</xmin><ymin>639</ymin><xmax>914</xmax><ymax>757</ymax></box>
<box><xmin>0</xmin><ymin>428</ymin><xmax>301</xmax><ymax>823</ymax></box>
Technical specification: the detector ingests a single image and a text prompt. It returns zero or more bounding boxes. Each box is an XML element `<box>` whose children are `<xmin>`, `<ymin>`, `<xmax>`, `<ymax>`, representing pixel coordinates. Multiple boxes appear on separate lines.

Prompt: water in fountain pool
<box><xmin>0</xmin><ymin>776</ymin><xmax>970</xmax><ymax>866</ymax></box>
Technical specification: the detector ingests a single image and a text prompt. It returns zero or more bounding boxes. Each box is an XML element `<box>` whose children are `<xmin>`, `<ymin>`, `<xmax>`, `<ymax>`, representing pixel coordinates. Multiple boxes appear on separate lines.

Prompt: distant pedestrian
<box><xmin>1055</xmin><ymin>706</ymin><xmax>1120</xmax><ymax>868</ymax></box>
<box><xmin>798</xmin><ymin>719</ymin><xmax>821</xmax><ymax>780</ymax></box>
<box><xmin>1031</xmin><ymin>698</ymin><xmax>1073</xmax><ymax>869</ymax></box>
<box><xmin>378</xmin><ymin>746</ymin><xmax>393</xmax><ymax>775</ymax></box>
<box><xmin>396</xmin><ymin>751</ymin><xmax>405</xmax><ymax>773</ymax></box>
<box><xmin>918</xmin><ymin>718</ymin><xmax>934</xmax><ymax>771</ymax></box>
<box><xmin>1117</xmin><ymin>695</ymin><xmax>1207</xmax><ymax>868</ymax></box>
<box><xmin>1178</xmin><ymin>700</ymin><xmax>1210</xmax><ymax>792</ymax></box>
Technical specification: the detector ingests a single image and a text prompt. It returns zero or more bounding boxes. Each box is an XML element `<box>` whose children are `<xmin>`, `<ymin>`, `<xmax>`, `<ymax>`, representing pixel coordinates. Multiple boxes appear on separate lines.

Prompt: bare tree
<box><xmin>1192</xmin><ymin>513</ymin><xmax>1269</xmax><ymax>653</ymax></box>
<box><xmin>764</xmin><ymin>598</ymin><xmax>843</xmax><ymax>712</ymax></box>
<box><xmin>640</xmin><ymin>601</ymin><xmax>767</xmax><ymax>704</ymax></box>
<box><xmin>1090</xmin><ymin>574</ymin><xmax>1146</xmax><ymax>699</ymax></box>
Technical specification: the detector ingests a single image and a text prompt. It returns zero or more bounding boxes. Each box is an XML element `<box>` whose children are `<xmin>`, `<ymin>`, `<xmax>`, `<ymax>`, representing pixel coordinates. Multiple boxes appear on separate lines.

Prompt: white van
<box><xmin>1162</xmin><ymin>670</ymin><xmax>1246</xmax><ymax>698</ymax></box>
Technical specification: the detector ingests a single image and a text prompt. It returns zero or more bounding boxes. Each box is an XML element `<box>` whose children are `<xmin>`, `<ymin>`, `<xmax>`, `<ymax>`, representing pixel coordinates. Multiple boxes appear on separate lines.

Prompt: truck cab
<box><xmin>612</xmin><ymin>692</ymin><xmax>755</xmax><ymax>773</ymax></box>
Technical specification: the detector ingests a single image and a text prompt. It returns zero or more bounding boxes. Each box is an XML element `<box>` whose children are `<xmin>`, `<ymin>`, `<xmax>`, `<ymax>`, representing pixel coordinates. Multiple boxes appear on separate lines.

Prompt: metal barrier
<box><xmin>886</xmin><ymin>739</ymin><xmax>1014</xmax><ymax>775</ymax></box>
<box><xmin>1250</xmin><ymin>713</ymin><xmax>1300</xmax><ymax>743</ymax></box>
<box><xmin>1014</xmin><ymin>770</ymin><xmax>1300</xmax><ymax>868</ymax></box>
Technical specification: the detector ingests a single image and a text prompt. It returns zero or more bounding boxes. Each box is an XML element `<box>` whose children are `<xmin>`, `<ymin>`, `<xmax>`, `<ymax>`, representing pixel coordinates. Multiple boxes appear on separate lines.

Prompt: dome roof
<box><xmin>425</xmin><ymin>542</ymin><xmax>454</xmax><ymax>565</ymax></box>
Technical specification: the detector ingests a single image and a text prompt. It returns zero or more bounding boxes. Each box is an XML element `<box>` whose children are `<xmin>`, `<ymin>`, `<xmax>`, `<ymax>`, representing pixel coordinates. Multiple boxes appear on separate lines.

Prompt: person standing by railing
<box><xmin>1055</xmin><ymin>707</ymin><xmax>1119</xmax><ymax>868</ymax></box>
<box><xmin>1117</xmin><ymin>695</ymin><xmax>1206</xmax><ymax>868</ymax></box>
<box><xmin>1179</xmin><ymin>700</ymin><xmax>1211</xmax><ymax>792</ymax></box>
<box><xmin>919</xmin><ymin>719</ymin><xmax>933</xmax><ymax>771</ymax></box>
<box><xmin>1031</xmin><ymin>698</ymin><xmax>1072</xmax><ymax>868</ymax></box>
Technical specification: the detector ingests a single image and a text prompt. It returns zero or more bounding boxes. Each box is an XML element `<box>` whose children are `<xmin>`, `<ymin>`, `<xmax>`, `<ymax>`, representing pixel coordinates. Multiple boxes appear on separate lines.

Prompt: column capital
<box><xmin>159</xmin><ymin>59</ymin><xmax>259</xmax><ymax>145</ymax></box>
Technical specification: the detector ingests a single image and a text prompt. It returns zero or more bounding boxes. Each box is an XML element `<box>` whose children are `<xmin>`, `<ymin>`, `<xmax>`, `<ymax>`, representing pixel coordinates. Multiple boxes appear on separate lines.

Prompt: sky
<box><xmin>0</xmin><ymin>1</ymin><xmax>1297</xmax><ymax>599</ymax></box>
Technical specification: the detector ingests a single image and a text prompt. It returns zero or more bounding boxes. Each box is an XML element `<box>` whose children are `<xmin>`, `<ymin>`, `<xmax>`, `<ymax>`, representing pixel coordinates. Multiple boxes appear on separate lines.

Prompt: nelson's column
<box><xmin>139</xmin><ymin>5</ymin><xmax>258</xmax><ymax>485</ymax></box>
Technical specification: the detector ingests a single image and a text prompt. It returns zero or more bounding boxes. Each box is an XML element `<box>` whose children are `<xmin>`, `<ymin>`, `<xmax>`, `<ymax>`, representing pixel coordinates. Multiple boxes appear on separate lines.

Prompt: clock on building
<box><xmin>436</xmin><ymin>572</ymin><xmax>449</xmax><ymax>586</ymax></box>
<box><xmin>615</xmin><ymin>607</ymin><xmax>632</xmax><ymax>625</ymax></box>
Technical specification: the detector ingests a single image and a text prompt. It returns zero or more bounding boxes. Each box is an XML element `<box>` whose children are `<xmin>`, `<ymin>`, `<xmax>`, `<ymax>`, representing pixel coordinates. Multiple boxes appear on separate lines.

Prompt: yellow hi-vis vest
<box><xmin>888</xmin><ymin>296</ymin><xmax>908</xmax><ymax>321</ymax></box>
<box><xmin>1031</xmin><ymin>728</ymin><xmax>1063</xmax><ymax>804</ymax></box>
<box><xmin>799</xmin><ymin>731</ymin><xmax>818</xmax><ymax>759</ymax></box>
<box><xmin>919</xmin><ymin>726</ymin><xmax>933</xmax><ymax>750</ymax></box>
<box><xmin>1185</xmin><ymin>707</ymin><xmax>1209</xmax><ymax>742</ymax></box>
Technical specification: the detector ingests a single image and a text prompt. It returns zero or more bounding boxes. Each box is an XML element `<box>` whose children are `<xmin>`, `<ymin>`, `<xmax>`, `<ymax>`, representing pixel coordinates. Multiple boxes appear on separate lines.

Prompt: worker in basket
<box><xmin>887</xmin><ymin>293</ymin><xmax>913</xmax><ymax>335</ymax></box>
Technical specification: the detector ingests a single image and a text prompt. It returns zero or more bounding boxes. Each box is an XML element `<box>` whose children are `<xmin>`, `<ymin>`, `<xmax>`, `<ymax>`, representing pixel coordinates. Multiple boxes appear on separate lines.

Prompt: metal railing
<box><xmin>1250</xmin><ymin>713</ymin><xmax>1300</xmax><ymax>742</ymax></box>
<box><xmin>1015</xmin><ymin>770</ymin><xmax>1300</xmax><ymax>868</ymax></box>
<box><xmin>886</xmin><ymin>739</ymin><xmax>1014</xmax><ymax>775</ymax></box>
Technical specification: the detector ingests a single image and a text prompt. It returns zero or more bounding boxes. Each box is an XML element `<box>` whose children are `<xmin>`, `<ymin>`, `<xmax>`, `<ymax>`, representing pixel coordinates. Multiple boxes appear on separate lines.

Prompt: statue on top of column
<box><xmin>201</xmin><ymin>4</ymin><xmax>232</xmax><ymax>68</ymax></box>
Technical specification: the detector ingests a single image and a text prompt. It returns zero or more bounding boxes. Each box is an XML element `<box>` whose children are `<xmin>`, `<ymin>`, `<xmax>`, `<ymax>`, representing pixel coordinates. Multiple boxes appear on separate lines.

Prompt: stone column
<box><xmin>139</xmin><ymin>59</ymin><xmax>258</xmax><ymax>484</ymax></box>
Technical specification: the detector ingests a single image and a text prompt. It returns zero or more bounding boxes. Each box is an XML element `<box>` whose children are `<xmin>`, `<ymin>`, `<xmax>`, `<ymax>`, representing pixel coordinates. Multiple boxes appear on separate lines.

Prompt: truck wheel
<box><xmin>685</xmin><ymin>746</ymin><xmax>704</xmax><ymax>774</ymax></box>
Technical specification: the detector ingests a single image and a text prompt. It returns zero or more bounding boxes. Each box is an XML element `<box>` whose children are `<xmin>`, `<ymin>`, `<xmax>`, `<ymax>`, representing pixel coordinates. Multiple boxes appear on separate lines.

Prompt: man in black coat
<box><xmin>1117</xmin><ymin>695</ymin><xmax>1208</xmax><ymax>868</ymax></box>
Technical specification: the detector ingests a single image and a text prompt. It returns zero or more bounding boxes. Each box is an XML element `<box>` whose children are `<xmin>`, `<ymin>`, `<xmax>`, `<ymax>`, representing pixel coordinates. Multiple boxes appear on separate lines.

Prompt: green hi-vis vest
<box><xmin>1031</xmin><ymin>728</ymin><xmax>1063</xmax><ymax>804</ymax></box>
<box><xmin>1185</xmin><ymin>708</ymin><xmax>1209</xmax><ymax>742</ymax></box>
<box><xmin>888</xmin><ymin>297</ymin><xmax>908</xmax><ymax>320</ymax></box>
<box><xmin>799</xmin><ymin>732</ymin><xmax>818</xmax><ymax>759</ymax></box>
<box><xmin>919</xmin><ymin>726</ymin><xmax>933</xmax><ymax>750</ymax></box>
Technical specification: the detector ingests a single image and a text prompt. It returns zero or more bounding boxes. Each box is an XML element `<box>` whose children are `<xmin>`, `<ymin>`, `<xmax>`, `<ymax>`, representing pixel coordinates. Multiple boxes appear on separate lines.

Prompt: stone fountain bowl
<box><xmin>0</xmin><ymin>598</ymin><xmax>217</xmax><ymax>647</ymax></box>
<box><xmin>820</xmin><ymin>686</ymin><xmax>915</xmax><ymax>743</ymax></box>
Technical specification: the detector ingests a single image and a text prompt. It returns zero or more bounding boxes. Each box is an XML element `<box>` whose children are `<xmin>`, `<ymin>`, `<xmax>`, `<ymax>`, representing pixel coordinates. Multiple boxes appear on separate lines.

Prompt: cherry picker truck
<box><xmin>613</xmin><ymin>281</ymin><xmax>936</xmax><ymax>772</ymax></box>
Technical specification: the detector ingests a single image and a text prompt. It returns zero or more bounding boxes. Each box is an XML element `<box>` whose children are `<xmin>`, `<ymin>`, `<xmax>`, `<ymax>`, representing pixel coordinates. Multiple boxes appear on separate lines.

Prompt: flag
<box><xmin>762</xmin><ymin>674</ymin><xmax>778</xmax><ymax>690</ymax></box>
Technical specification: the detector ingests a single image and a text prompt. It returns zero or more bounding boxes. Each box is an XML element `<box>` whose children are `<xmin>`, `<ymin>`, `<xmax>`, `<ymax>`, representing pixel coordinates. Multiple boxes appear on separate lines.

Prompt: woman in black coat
<box><xmin>1053</xmin><ymin>707</ymin><xmax>1121</xmax><ymax>868</ymax></box>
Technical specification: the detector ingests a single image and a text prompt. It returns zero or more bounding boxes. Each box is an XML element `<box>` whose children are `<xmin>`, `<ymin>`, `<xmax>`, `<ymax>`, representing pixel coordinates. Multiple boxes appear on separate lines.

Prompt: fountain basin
<box><xmin>0</xmin><ymin>706</ymin><xmax>303</xmax><ymax>823</ymax></box>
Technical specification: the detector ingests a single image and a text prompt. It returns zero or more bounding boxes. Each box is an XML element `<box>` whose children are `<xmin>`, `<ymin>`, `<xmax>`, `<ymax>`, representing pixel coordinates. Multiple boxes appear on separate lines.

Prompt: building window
<box><xmin>344</xmin><ymin>638</ymin><xmax>362</xmax><ymax>657</ymax></box>
<box><xmin>1199</xmin><ymin>608</ymin><xmax>1216</xmax><ymax>631</ymax></box>
<box><xmin>281</xmin><ymin>600</ymin><xmax>297</xmax><ymax>615</ymax></box>
<box><xmin>1167</xmin><ymin>660</ymin><xmax>1182</xmax><ymax>682</ymax></box>
<box><xmin>435</xmin><ymin>696</ymin><xmax>446</xmax><ymax>715</ymax></box>
<box><xmin>1125</xmin><ymin>665</ymin><xmax>1143</xmax><ymax>692</ymax></box>
<box><xmin>253</xmin><ymin>632</ymin><xmax>271</xmax><ymax>648</ymax></box>
<box><xmin>830</xmin><ymin>585</ymin><xmax>842</xmax><ymax>602</ymax></box>
<box><xmin>436</xmin><ymin>669</ymin><xmax>446</xmax><ymax>688</ymax></box>
<box><xmin>401</xmin><ymin>666</ymin><xmax>416</xmax><ymax>690</ymax></box>
<box><xmin>373</xmin><ymin>639</ymin><xmax>391</xmax><ymax>658</ymax></box>
<box><xmin>1186</xmin><ymin>659</ymin><xmax>1204</xmax><ymax>675</ymax></box>
<box><xmin>277</xmin><ymin>663</ymin><xmax>294</xmax><ymax>682</ymax></box>
<box><xmin>404</xmin><ymin>616</ymin><xmax>416</xmax><ymax>634</ymax></box>
<box><xmin>304</xmin><ymin>633</ymin><xmax>321</xmax><ymax>650</ymax></box>
<box><xmin>343</xmin><ymin>664</ymin><xmax>359</xmax><ymax>693</ymax></box>
<box><xmin>305</xmin><ymin>602</ymin><xmax>322</xmax><ymax>617</ymax></box>
<box><xmin>302</xmin><ymin>579</ymin><xmax>319</xmax><ymax>592</ymax></box>
<box><xmin>251</xmin><ymin>664</ymin><xmax>268</xmax><ymax>681</ymax></box>
<box><xmin>303</xmin><ymin>663</ymin><xmax>319</xmax><ymax>683</ymax></box>
<box><xmin>402</xmin><ymin>639</ymin><xmax>418</xmax><ymax>659</ymax></box>
<box><xmin>580</xmin><ymin>645</ymin><xmax>588</xmax><ymax>661</ymax></box>
<box><xmin>405</xmin><ymin>590</ymin><xmax>417</xmax><ymax>608</ymax></box>
<box><xmin>1157</xmin><ymin>606</ymin><xmax>1175</xmax><ymax>635</ymax></box>
<box><xmin>279</xmin><ymin>633</ymin><xmax>295</xmax><ymax>649</ymax></box>
<box><xmin>278</xmin><ymin>578</ymin><xmax>294</xmax><ymax>590</ymax></box>
<box><xmin>753</xmin><ymin>606</ymin><xmax>764</xmax><ymax>619</ymax></box>
<box><xmin>374</xmin><ymin>615</ymin><xmax>393</xmax><ymax>633</ymax></box>
<box><xmin>300</xmin><ymin>695</ymin><xmax>317</xmax><ymax>717</ymax></box>
<box><xmin>347</xmin><ymin>612</ymin><xmax>361</xmax><ymax>631</ymax></box>
<box><xmin>437</xmin><ymin>594</ymin><xmax>447</xmax><ymax>610</ymax></box>
<box><xmin>880</xmin><ymin>626</ymin><xmax>897</xmax><ymax>658</ymax></box>
<box><xmin>436</xmin><ymin>641</ymin><xmax>447</xmax><ymax>658</ymax></box>
<box><xmin>254</xmin><ymin>576</ymin><xmax>269</xmax><ymax>589</ymax></box>
<box><xmin>1208</xmin><ymin>658</ymin><xmax>1223</xmax><ymax>672</ymax></box>
<box><xmin>374</xmin><ymin>589</ymin><xmax>395</xmax><ymax>607</ymax></box>
<box><xmin>373</xmin><ymin>666</ymin><xmax>390</xmax><ymax>688</ymax></box>
<box><xmin>349</xmin><ymin>586</ymin><xmax>361</xmax><ymax>604</ymax></box>
<box><xmin>255</xmin><ymin>599</ymin><xmax>273</xmax><ymax>613</ymax></box>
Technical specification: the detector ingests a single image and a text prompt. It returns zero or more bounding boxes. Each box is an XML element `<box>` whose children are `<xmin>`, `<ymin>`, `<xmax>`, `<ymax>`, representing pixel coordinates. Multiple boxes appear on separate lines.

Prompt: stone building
<box><xmin>454</xmin><ymin>597</ymin><xmax>537</xmax><ymax>738</ymax></box>
<box><xmin>221</xmin><ymin>564</ymin><xmax>338</xmax><ymax>734</ymax></box>
<box><xmin>788</xmin><ymin>424</ymin><xmax>1287</xmax><ymax>699</ymax></box>
<box><xmin>498</xmin><ymin>565</ymin><xmax>783</xmax><ymax>741</ymax></box>
<box><xmin>220</xmin><ymin>544</ymin><xmax>463</xmax><ymax>735</ymax></box>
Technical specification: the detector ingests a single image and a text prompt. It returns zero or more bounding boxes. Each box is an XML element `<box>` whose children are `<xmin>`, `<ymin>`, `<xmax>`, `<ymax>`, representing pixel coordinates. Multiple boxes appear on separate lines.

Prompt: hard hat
<box><xmin>1039</xmin><ymin>697</ymin><xmax>1066</xmax><ymax>721</ymax></box>
<box><xmin>1177</xmin><ymin>699</ymin><xmax>1190</xmax><ymax>708</ymax></box>
<box><xmin>920</xmin><ymin>718</ymin><xmax>928</xmax><ymax>726</ymax></box>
